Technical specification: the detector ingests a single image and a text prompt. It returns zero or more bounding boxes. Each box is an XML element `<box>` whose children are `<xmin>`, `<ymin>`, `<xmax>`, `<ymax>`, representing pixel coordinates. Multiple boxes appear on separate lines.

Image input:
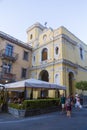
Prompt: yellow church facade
<box><xmin>27</xmin><ymin>22</ymin><xmax>87</xmax><ymax>96</ymax></box>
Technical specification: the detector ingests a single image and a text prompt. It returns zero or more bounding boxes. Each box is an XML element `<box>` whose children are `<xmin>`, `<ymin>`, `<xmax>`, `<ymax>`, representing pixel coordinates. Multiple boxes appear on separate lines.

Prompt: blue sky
<box><xmin>0</xmin><ymin>0</ymin><xmax>87</xmax><ymax>44</ymax></box>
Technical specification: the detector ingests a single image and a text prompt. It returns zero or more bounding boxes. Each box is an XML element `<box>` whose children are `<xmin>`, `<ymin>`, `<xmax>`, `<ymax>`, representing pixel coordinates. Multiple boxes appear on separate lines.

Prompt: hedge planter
<box><xmin>8</xmin><ymin>107</ymin><xmax>25</xmax><ymax>118</ymax></box>
<box><xmin>8</xmin><ymin>99</ymin><xmax>61</xmax><ymax>117</ymax></box>
<box><xmin>25</xmin><ymin>106</ymin><xmax>60</xmax><ymax>117</ymax></box>
<box><xmin>8</xmin><ymin>106</ymin><xmax>60</xmax><ymax>117</ymax></box>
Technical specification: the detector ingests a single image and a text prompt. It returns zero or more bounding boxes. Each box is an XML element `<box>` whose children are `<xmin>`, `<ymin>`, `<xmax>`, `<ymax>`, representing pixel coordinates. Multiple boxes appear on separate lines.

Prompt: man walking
<box><xmin>60</xmin><ymin>93</ymin><xmax>66</xmax><ymax>113</ymax></box>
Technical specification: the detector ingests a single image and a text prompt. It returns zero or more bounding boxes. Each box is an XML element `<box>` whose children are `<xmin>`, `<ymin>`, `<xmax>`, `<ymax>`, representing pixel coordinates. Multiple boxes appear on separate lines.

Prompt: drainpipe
<box><xmin>52</xmin><ymin>31</ymin><xmax>55</xmax><ymax>83</ymax></box>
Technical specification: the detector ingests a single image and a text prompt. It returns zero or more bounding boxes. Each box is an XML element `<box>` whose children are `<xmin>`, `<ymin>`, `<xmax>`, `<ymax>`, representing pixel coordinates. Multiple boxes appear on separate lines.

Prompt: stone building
<box><xmin>0</xmin><ymin>31</ymin><xmax>32</xmax><ymax>84</ymax></box>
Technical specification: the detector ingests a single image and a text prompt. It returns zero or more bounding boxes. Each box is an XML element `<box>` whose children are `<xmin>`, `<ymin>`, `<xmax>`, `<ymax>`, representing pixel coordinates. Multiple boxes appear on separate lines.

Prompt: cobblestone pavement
<box><xmin>0</xmin><ymin>107</ymin><xmax>87</xmax><ymax>130</ymax></box>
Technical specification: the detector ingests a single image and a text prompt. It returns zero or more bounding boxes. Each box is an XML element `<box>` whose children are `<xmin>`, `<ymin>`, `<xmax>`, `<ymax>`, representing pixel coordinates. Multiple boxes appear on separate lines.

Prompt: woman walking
<box><xmin>75</xmin><ymin>94</ymin><xmax>82</xmax><ymax>109</ymax></box>
<box><xmin>65</xmin><ymin>95</ymin><xmax>72</xmax><ymax>117</ymax></box>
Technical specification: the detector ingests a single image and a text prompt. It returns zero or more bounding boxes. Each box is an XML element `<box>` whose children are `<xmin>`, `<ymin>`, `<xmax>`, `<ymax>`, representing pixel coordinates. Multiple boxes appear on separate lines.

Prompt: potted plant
<box><xmin>8</xmin><ymin>103</ymin><xmax>25</xmax><ymax>118</ymax></box>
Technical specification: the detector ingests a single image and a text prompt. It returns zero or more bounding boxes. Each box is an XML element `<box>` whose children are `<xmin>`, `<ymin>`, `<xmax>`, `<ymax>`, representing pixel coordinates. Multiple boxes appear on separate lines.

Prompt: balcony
<box><xmin>0</xmin><ymin>71</ymin><xmax>16</xmax><ymax>83</ymax></box>
<box><xmin>0</xmin><ymin>49</ymin><xmax>18</xmax><ymax>62</ymax></box>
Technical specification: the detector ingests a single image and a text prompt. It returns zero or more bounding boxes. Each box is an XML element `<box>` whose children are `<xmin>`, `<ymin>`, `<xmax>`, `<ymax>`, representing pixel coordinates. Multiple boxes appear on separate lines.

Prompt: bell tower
<box><xmin>26</xmin><ymin>22</ymin><xmax>45</xmax><ymax>47</ymax></box>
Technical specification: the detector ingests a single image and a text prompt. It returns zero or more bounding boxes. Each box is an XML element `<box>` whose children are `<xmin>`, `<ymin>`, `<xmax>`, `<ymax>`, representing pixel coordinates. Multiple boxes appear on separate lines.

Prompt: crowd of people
<box><xmin>60</xmin><ymin>93</ymin><xmax>83</xmax><ymax>117</ymax></box>
<box><xmin>8</xmin><ymin>96</ymin><xmax>24</xmax><ymax>104</ymax></box>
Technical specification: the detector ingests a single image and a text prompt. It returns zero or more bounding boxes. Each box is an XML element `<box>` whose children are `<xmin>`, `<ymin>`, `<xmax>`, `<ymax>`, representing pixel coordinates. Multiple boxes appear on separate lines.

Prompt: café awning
<box><xmin>5</xmin><ymin>78</ymin><xmax>66</xmax><ymax>90</ymax></box>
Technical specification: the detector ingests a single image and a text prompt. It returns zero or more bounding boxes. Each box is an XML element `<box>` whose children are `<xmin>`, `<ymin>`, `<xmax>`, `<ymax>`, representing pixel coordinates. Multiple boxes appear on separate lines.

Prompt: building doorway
<box><xmin>0</xmin><ymin>84</ymin><xmax>8</xmax><ymax>112</ymax></box>
<box><xmin>39</xmin><ymin>70</ymin><xmax>49</xmax><ymax>82</ymax></box>
<box><xmin>68</xmin><ymin>72</ymin><xmax>74</xmax><ymax>95</ymax></box>
<box><xmin>39</xmin><ymin>70</ymin><xmax>49</xmax><ymax>98</ymax></box>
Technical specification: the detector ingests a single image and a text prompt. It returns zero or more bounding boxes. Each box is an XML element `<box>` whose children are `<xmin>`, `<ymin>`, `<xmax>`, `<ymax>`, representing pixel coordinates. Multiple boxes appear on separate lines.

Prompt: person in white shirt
<box><xmin>75</xmin><ymin>94</ymin><xmax>82</xmax><ymax>109</ymax></box>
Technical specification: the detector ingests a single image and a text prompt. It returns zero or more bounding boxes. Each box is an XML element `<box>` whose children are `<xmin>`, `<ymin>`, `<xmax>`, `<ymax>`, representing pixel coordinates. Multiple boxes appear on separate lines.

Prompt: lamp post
<box><xmin>24</xmin><ymin>85</ymin><xmax>26</xmax><ymax>100</ymax></box>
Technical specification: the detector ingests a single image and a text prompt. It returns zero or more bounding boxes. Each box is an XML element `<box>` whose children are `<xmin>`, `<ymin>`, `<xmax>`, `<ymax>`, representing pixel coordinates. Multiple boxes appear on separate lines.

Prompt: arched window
<box><xmin>55</xmin><ymin>47</ymin><xmax>59</xmax><ymax>55</ymax></box>
<box><xmin>33</xmin><ymin>56</ymin><xmax>35</xmax><ymax>62</ymax></box>
<box><xmin>55</xmin><ymin>74</ymin><xmax>60</xmax><ymax>84</ymax></box>
<box><xmin>30</xmin><ymin>34</ymin><xmax>33</xmax><ymax>40</ymax></box>
<box><xmin>42</xmin><ymin>48</ymin><xmax>48</xmax><ymax>61</ymax></box>
<box><xmin>80</xmin><ymin>47</ymin><xmax>83</xmax><ymax>60</ymax></box>
<box><xmin>43</xmin><ymin>34</ymin><xmax>47</xmax><ymax>41</ymax></box>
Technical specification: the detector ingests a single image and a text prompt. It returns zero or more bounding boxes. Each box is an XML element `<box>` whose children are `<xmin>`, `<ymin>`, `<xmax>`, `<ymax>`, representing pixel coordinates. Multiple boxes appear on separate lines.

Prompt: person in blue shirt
<box><xmin>60</xmin><ymin>93</ymin><xmax>66</xmax><ymax>113</ymax></box>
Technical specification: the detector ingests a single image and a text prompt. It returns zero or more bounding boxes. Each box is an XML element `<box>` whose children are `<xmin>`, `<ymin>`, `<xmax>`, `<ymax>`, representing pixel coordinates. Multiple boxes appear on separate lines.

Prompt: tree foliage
<box><xmin>75</xmin><ymin>81</ymin><xmax>87</xmax><ymax>91</ymax></box>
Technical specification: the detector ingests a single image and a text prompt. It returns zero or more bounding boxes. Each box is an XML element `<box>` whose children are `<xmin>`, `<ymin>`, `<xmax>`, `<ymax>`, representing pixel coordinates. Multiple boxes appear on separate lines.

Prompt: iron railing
<box><xmin>0</xmin><ymin>49</ymin><xmax>18</xmax><ymax>62</ymax></box>
<box><xmin>0</xmin><ymin>71</ymin><xmax>16</xmax><ymax>82</ymax></box>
